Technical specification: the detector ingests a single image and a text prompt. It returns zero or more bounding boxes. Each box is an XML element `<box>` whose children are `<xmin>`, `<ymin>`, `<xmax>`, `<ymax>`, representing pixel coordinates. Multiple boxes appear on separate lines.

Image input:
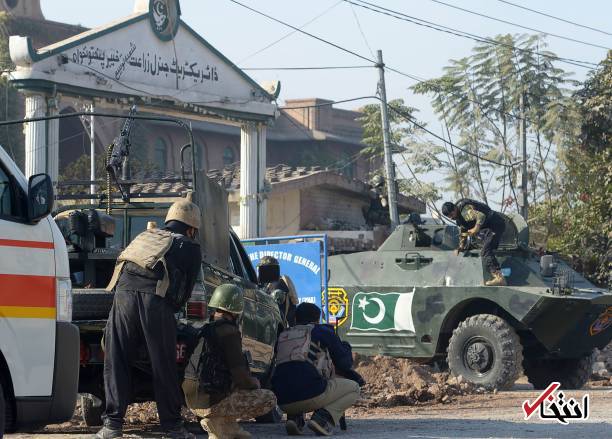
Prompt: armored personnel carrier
<box><xmin>328</xmin><ymin>213</ymin><xmax>612</xmax><ymax>390</ymax></box>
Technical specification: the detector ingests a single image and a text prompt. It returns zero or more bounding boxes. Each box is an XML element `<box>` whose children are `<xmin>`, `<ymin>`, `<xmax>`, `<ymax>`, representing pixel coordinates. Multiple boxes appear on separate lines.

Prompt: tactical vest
<box><xmin>183</xmin><ymin>319</ymin><xmax>233</xmax><ymax>403</ymax></box>
<box><xmin>106</xmin><ymin>228</ymin><xmax>177</xmax><ymax>297</ymax></box>
<box><xmin>455</xmin><ymin>198</ymin><xmax>493</xmax><ymax>230</ymax></box>
<box><xmin>275</xmin><ymin>324</ymin><xmax>334</xmax><ymax>379</ymax></box>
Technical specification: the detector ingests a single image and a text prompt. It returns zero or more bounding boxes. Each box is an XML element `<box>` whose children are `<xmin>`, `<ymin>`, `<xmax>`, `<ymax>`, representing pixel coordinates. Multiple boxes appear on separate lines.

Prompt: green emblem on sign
<box><xmin>351</xmin><ymin>290</ymin><xmax>415</xmax><ymax>332</ymax></box>
<box><xmin>149</xmin><ymin>0</ymin><xmax>181</xmax><ymax>41</ymax></box>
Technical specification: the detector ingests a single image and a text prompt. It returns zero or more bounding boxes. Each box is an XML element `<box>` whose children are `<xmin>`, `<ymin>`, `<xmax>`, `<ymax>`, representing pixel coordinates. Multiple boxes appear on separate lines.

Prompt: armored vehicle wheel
<box><xmin>447</xmin><ymin>314</ymin><xmax>523</xmax><ymax>390</ymax></box>
<box><xmin>80</xmin><ymin>393</ymin><xmax>104</xmax><ymax>426</ymax></box>
<box><xmin>523</xmin><ymin>353</ymin><xmax>594</xmax><ymax>390</ymax></box>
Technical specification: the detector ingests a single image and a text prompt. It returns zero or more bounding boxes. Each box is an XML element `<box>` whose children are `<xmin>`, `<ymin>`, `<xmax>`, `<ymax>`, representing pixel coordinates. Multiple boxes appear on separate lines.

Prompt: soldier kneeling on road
<box><xmin>272</xmin><ymin>303</ymin><xmax>360</xmax><ymax>436</ymax></box>
<box><xmin>183</xmin><ymin>284</ymin><xmax>277</xmax><ymax>439</ymax></box>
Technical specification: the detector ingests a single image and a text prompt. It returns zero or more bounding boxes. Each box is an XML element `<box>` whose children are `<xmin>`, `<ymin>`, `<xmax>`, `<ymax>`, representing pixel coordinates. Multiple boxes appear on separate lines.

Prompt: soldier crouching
<box><xmin>182</xmin><ymin>284</ymin><xmax>277</xmax><ymax>439</ymax></box>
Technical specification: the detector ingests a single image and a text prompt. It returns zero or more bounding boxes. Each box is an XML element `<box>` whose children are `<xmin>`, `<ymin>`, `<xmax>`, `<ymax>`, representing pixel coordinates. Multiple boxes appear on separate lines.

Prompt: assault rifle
<box><xmin>106</xmin><ymin>105</ymin><xmax>137</xmax><ymax>181</ymax></box>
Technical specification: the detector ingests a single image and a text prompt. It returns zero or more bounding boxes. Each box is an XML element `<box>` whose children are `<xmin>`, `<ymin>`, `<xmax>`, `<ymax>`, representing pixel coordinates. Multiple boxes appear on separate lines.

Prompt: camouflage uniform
<box><xmin>192</xmin><ymin>388</ymin><xmax>276</xmax><ymax>420</ymax></box>
<box><xmin>455</xmin><ymin>200</ymin><xmax>505</xmax><ymax>276</ymax></box>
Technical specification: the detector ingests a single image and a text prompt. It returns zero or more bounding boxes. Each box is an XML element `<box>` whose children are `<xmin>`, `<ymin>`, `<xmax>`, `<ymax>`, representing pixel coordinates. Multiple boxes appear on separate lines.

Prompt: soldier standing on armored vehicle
<box><xmin>96</xmin><ymin>197</ymin><xmax>202</xmax><ymax>439</ymax></box>
<box><xmin>183</xmin><ymin>284</ymin><xmax>277</xmax><ymax>439</ymax></box>
<box><xmin>442</xmin><ymin>199</ymin><xmax>507</xmax><ymax>286</ymax></box>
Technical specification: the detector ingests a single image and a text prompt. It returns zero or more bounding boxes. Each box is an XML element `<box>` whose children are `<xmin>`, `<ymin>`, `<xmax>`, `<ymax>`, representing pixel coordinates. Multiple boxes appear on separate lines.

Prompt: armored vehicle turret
<box><xmin>328</xmin><ymin>213</ymin><xmax>612</xmax><ymax>390</ymax></box>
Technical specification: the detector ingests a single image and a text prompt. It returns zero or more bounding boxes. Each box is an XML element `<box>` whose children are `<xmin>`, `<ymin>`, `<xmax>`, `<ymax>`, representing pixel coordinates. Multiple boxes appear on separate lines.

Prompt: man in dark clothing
<box><xmin>272</xmin><ymin>303</ymin><xmax>360</xmax><ymax>436</ymax></box>
<box><xmin>182</xmin><ymin>284</ymin><xmax>276</xmax><ymax>439</ymax></box>
<box><xmin>96</xmin><ymin>196</ymin><xmax>202</xmax><ymax>439</ymax></box>
<box><xmin>442</xmin><ymin>199</ymin><xmax>507</xmax><ymax>286</ymax></box>
<box><xmin>257</xmin><ymin>256</ymin><xmax>298</xmax><ymax>327</ymax></box>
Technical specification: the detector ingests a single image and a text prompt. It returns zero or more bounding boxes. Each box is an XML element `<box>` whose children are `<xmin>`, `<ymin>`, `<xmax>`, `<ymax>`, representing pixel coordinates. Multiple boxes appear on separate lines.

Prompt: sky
<box><xmin>42</xmin><ymin>0</ymin><xmax>611</xmax><ymax>207</ymax></box>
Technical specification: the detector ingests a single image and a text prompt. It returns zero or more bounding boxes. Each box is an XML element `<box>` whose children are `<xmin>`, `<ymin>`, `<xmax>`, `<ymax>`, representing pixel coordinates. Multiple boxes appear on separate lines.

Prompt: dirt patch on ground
<box><xmin>352</xmin><ymin>354</ymin><xmax>484</xmax><ymax>408</ymax></box>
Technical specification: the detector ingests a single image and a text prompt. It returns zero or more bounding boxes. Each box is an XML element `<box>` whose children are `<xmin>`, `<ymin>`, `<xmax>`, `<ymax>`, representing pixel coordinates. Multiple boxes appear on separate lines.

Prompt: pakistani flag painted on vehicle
<box><xmin>351</xmin><ymin>291</ymin><xmax>415</xmax><ymax>332</ymax></box>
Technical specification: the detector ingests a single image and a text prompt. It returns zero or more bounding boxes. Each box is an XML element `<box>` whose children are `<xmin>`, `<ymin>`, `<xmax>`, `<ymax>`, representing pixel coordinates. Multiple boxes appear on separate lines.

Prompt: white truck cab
<box><xmin>0</xmin><ymin>145</ymin><xmax>78</xmax><ymax>434</ymax></box>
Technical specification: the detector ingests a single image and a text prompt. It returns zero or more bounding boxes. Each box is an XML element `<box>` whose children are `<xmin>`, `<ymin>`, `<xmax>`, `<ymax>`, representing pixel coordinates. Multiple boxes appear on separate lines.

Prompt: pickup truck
<box><xmin>55</xmin><ymin>175</ymin><xmax>284</xmax><ymax>426</ymax></box>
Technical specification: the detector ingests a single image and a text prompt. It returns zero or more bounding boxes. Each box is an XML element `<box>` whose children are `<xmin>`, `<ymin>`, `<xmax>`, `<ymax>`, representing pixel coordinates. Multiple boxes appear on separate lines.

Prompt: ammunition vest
<box><xmin>106</xmin><ymin>228</ymin><xmax>176</xmax><ymax>297</ymax></box>
<box><xmin>455</xmin><ymin>198</ymin><xmax>493</xmax><ymax>230</ymax></box>
<box><xmin>276</xmin><ymin>324</ymin><xmax>334</xmax><ymax>380</ymax></box>
<box><xmin>183</xmin><ymin>319</ymin><xmax>234</xmax><ymax>406</ymax></box>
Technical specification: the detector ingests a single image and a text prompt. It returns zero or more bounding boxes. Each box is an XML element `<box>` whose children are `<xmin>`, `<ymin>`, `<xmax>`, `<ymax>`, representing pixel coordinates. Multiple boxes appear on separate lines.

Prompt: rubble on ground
<box><xmin>591</xmin><ymin>342</ymin><xmax>612</xmax><ymax>386</ymax></box>
<box><xmin>352</xmin><ymin>354</ymin><xmax>483</xmax><ymax>408</ymax></box>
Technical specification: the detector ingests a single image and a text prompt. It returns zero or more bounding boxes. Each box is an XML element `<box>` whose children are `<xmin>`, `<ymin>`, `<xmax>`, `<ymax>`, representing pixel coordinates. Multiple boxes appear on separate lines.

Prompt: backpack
<box><xmin>275</xmin><ymin>324</ymin><xmax>334</xmax><ymax>379</ymax></box>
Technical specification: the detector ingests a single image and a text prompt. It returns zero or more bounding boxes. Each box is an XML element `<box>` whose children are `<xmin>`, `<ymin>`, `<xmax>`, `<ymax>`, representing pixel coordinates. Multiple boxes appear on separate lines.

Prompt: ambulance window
<box><xmin>0</xmin><ymin>164</ymin><xmax>20</xmax><ymax>219</ymax></box>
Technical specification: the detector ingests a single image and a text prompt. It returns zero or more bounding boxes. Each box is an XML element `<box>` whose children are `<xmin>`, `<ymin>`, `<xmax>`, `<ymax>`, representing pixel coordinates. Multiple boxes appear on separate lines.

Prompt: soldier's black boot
<box><xmin>94</xmin><ymin>425</ymin><xmax>123</xmax><ymax>439</ymax></box>
<box><xmin>286</xmin><ymin>413</ymin><xmax>306</xmax><ymax>435</ymax></box>
<box><xmin>308</xmin><ymin>409</ymin><xmax>334</xmax><ymax>436</ymax></box>
<box><xmin>163</xmin><ymin>424</ymin><xmax>195</xmax><ymax>439</ymax></box>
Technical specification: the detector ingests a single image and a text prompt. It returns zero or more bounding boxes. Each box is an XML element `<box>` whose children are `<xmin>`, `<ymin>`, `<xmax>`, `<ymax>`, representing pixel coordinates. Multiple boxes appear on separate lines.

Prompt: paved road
<box><xmin>7</xmin><ymin>387</ymin><xmax>612</xmax><ymax>439</ymax></box>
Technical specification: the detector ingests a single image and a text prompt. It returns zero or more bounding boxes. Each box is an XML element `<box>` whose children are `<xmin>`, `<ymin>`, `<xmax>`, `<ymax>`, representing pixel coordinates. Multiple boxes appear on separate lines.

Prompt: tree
<box><xmin>412</xmin><ymin>34</ymin><xmax>574</xmax><ymax>235</ymax></box>
<box><xmin>358</xmin><ymin>98</ymin><xmax>440</xmax><ymax>205</ymax></box>
<box><xmin>540</xmin><ymin>51</ymin><xmax>612</xmax><ymax>286</ymax></box>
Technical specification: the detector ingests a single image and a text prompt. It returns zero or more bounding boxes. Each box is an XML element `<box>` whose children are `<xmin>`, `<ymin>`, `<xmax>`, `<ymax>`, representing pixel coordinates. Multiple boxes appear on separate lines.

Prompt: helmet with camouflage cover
<box><xmin>165</xmin><ymin>192</ymin><xmax>201</xmax><ymax>229</ymax></box>
<box><xmin>208</xmin><ymin>284</ymin><xmax>244</xmax><ymax>315</ymax></box>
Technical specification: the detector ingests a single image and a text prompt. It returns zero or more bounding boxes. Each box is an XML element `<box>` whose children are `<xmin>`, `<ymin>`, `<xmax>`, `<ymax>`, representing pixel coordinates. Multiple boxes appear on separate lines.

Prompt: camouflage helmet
<box><xmin>257</xmin><ymin>256</ymin><xmax>279</xmax><ymax>267</ymax></box>
<box><xmin>165</xmin><ymin>193</ymin><xmax>201</xmax><ymax>229</ymax></box>
<box><xmin>208</xmin><ymin>284</ymin><xmax>244</xmax><ymax>315</ymax></box>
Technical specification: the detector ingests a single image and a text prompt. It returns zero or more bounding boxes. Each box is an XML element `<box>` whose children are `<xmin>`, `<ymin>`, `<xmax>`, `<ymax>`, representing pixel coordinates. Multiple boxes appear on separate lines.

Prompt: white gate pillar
<box><xmin>24</xmin><ymin>93</ymin><xmax>47</xmax><ymax>178</ymax></box>
<box><xmin>239</xmin><ymin>122</ymin><xmax>258</xmax><ymax>239</ymax></box>
<box><xmin>257</xmin><ymin>123</ymin><xmax>267</xmax><ymax>237</ymax></box>
<box><xmin>46</xmin><ymin>96</ymin><xmax>60</xmax><ymax>184</ymax></box>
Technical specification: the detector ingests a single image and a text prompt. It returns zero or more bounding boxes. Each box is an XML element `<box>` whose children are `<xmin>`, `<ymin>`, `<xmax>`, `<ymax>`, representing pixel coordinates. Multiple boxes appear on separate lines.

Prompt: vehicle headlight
<box><xmin>56</xmin><ymin>277</ymin><xmax>73</xmax><ymax>322</ymax></box>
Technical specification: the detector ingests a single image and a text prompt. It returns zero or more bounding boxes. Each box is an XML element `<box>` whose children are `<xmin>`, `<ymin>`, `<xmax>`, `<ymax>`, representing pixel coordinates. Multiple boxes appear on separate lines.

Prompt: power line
<box><xmin>385</xmin><ymin>104</ymin><xmax>522</xmax><ymax>168</ymax></box>
<box><xmin>241</xmin><ymin>65</ymin><xmax>372</xmax><ymax>70</ymax></box>
<box><xmin>280</xmin><ymin>96</ymin><xmax>523</xmax><ymax>169</ymax></box>
<box><xmin>348</xmin><ymin>1</ymin><xmax>376</xmax><ymax>58</ymax></box>
<box><xmin>345</xmin><ymin>0</ymin><xmax>598</xmax><ymax>68</ymax></box>
<box><xmin>427</xmin><ymin>0</ymin><xmax>610</xmax><ymax>50</ymax></box>
<box><xmin>237</xmin><ymin>0</ymin><xmax>344</xmax><ymax>64</ymax></box>
<box><xmin>495</xmin><ymin>0</ymin><xmax>612</xmax><ymax>37</ymax></box>
<box><xmin>228</xmin><ymin>0</ymin><xmax>376</xmax><ymax>64</ymax></box>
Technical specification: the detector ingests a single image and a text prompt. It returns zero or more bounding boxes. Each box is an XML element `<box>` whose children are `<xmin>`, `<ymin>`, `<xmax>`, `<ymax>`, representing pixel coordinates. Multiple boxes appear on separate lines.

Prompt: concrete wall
<box><xmin>229</xmin><ymin>188</ymin><xmax>301</xmax><ymax>237</ymax></box>
<box><xmin>300</xmin><ymin>187</ymin><xmax>368</xmax><ymax>230</ymax></box>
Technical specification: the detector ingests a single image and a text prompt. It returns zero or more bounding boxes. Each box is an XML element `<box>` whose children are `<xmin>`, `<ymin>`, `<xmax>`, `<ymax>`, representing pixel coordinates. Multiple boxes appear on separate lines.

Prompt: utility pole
<box><xmin>519</xmin><ymin>93</ymin><xmax>528</xmax><ymax>220</ymax></box>
<box><xmin>377</xmin><ymin>50</ymin><xmax>400</xmax><ymax>229</ymax></box>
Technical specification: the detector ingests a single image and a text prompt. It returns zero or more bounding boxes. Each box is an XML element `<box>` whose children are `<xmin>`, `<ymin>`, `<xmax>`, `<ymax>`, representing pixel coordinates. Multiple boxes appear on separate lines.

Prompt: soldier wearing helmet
<box><xmin>183</xmin><ymin>284</ymin><xmax>277</xmax><ymax>439</ymax></box>
<box><xmin>96</xmin><ymin>194</ymin><xmax>202</xmax><ymax>439</ymax></box>
<box><xmin>257</xmin><ymin>256</ymin><xmax>298</xmax><ymax>327</ymax></box>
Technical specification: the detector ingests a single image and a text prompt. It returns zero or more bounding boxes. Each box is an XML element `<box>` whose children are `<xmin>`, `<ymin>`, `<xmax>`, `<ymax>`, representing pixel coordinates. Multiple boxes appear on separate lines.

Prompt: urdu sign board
<box><xmin>9</xmin><ymin>0</ymin><xmax>275</xmax><ymax>117</ymax></box>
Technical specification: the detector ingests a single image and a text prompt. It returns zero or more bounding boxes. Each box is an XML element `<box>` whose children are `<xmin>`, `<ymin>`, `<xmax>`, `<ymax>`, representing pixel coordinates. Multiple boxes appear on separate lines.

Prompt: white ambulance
<box><xmin>0</xmin><ymin>145</ymin><xmax>78</xmax><ymax>435</ymax></box>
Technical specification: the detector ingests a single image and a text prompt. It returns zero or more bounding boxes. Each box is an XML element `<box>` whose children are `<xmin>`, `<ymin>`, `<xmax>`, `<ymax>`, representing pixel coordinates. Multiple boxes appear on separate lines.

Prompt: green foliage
<box><xmin>536</xmin><ymin>54</ymin><xmax>612</xmax><ymax>286</ymax></box>
<box><xmin>412</xmin><ymin>34</ymin><xmax>573</xmax><ymax>213</ymax></box>
<box><xmin>575</xmin><ymin>50</ymin><xmax>612</xmax><ymax>153</ymax></box>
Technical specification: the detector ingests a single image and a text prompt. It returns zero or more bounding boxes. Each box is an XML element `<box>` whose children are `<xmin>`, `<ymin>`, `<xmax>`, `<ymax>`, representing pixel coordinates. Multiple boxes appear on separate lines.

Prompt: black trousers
<box><xmin>480</xmin><ymin>217</ymin><xmax>505</xmax><ymax>273</ymax></box>
<box><xmin>102</xmin><ymin>290</ymin><xmax>182</xmax><ymax>429</ymax></box>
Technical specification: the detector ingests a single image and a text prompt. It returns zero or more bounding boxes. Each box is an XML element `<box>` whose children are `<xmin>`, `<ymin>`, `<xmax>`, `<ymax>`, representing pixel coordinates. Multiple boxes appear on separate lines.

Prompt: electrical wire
<box><xmin>348</xmin><ymin>0</ymin><xmax>376</xmax><ymax>58</ymax></box>
<box><xmin>279</xmin><ymin>95</ymin><xmax>524</xmax><ymax>169</ymax></box>
<box><xmin>237</xmin><ymin>0</ymin><xmax>344</xmax><ymax>64</ymax></box>
<box><xmin>345</xmin><ymin>0</ymin><xmax>598</xmax><ymax>68</ymax></box>
<box><xmin>494</xmin><ymin>0</ymin><xmax>612</xmax><ymax>36</ymax></box>
<box><xmin>227</xmin><ymin>0</ymin><xmax>376</xmax><ymax>65</ymax></box>
<box><xmin>427</xmin><ymin>0</ymin><xmax>610</xmax><ymax>50</ymax></box>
